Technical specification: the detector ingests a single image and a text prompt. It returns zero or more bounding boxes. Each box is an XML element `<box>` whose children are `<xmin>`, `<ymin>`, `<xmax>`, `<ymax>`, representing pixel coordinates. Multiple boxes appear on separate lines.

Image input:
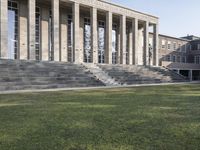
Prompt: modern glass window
<box><xmin>35</xmin><ymin>7</ymin><xmax>41</xmax><ymax>60</ymax></box>
<box><xmin>67</xmin><ymin>14</ymin><xmax>74</xmax><ymax>62</ymax></box>
<box><xmin>126</xmin><ymin>27</ymin><xmax>129</xmax><ymax>65</ymax></box>
<box><xmin>84</xmin><ymin>18</ymin><xmax>92</xmax><ymax>63</ymax></box>
<box><xmin>112</xmin><ymin>24</ymin><xmax>117</xmax><ymax>64</ymax></box>
<box><xmin>8</xmin><ymin>0</ymin><xmax>19</xmax><ymax>60</ymax></box>
<box><xmin>48</xmin><ymin>10</ymin><xmax>53</xmax><ymax>61</ymax></box>
<box><xmin>98</xmin><ymin>21</ymin><xmax>105</xmax><ymax>64</ymax></box>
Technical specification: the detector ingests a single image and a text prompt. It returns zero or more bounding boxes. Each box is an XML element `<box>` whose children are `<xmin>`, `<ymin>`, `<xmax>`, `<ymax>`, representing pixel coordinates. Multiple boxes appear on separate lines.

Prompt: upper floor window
<box><xmin>178</xmin><ymin>44</ymin><xmax>181</xmax><ymax>52</ymax></box>
<box><xmin>161</xmin><ymin>40</ymin><xmax>165</xmax><ymax>49</ymax></box>
<box><xmin>168</xmin><ymin>41</ymin><xmax>171</xmax><ymax>50</ymax></box>
<box><xmin>195</xmin><ymin>56</ymin><xmax>200</xmax><ymax>64</ymax></box>
<box><xmin>173</xmin><ymin>42</ymin><xmax>177</xmax><ymax>50</ymax></box>
<box><xmin>177</xmin><ymin>56</ymin><xmax>181</xmax><ymax>63</ymax></box>
<box><xmin>182</xmin><ymin>56</ymin><xmax>186</xmax><ymax>63</ymax></box>
<box><xmin>198</xmin><ymin>44</ymin><xmax>200</xmax><ymax>50</ymax></box>
<box><xmin>182</xmin><ymin>45</ymin><xmax>186</xmax><ymax>53</ymax></box>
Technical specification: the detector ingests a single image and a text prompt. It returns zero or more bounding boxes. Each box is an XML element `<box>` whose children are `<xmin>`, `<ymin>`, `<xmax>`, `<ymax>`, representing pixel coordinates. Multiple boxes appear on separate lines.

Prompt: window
<box><xmin>182</xmin><ymin>56</ymin><xmax>186</xmax><ymax>63</ymax></box>
<box><xmin>126</xmin><ymin>27</ymin><xmax>129</xmax><ymax>64</ymax></box>
<box><xmin>35</xmin><ymin>7</ymin><xmax>41</xmax><ymax>60</ymax></box>
<box><xmin>182</xmin><ymin>44</ymin><xmax>186</xmax><ymax>53</ymax></box>
<box><xmin>8</xmin><ymin>0</ymin><xmax>19</xmax><ymax>60</ymax></box>
<box><xmin>195</xmin><ymin>56</ymin><xmax>200</xmax><ymax>64</ymax></box>
<box><xmin>172</xmin><ymin>55</ymin><xmax>176</xmax><ymax>62</ymax></box>
<box><xmin>166</xmin><ymin>55</ymin><xmax>171</xmax><ymax>61</ymax></box>
<box><xmin>178</xmin><ymin>44</ymin><xmax>181</xmax><ymax>52</ymax></box>
<box><xmin>177</xmin><ymin>56</ymin><xmax>181</xmax><ymax>63</ymax></box>
<box><xmin>48</xmin><ymin>10</ymin><xmax>53</xmax><ymax>61</ymax></box>
<box><xmin>173</xmin><ymin>42</ymin><xmax>177</xmax><ymax>50</ymax></box>
<box><xmin>98</xmin><ymin>21</ymin><xmax>105</xmax><ymax>64</ymax></box>
<box><xmin>67</xmin><ymin>14</ymin><xmax>74</xmax><ymax>62</ymax></box>
<box><xmin>161</xmin><ymin>40</ymin><xmax>165</xmax><ymax>49</ymax></box>
<box><xmin>112</xmin><ymin>24</ymin><xmax>117</xmax><ymax>64</ymax></box>
<box><xmin>198</xmin><ymin>44</ymin><xmax>200</xmax><ymax>50</ymax></box>
<box><xmin>84</xmin><ymin>18</ymin><xmax>92</xmax><ymax>63</ymax></box>
<box><xmin>168</xmin><ymin>41</ymin><xmax>171</xmax><ymax>50</ymax></box>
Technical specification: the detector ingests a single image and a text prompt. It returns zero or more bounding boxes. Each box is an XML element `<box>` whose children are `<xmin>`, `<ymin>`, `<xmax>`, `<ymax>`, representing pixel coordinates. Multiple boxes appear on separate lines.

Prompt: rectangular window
<box><xmin>67</xmin><ymin>14</ymin><xmax>74</xmax><ymax>62</ymax></box>
<box><xmin>182</xmin><ymin>56</ymin><xmax>186</xmax><ymax>63</ymax></box>
<box><xmin>198</xmin><ymin>44</ymin><xmax>200</xmax><ymax>50</ymax></box>
<box><xmin>35</xmin><ymin>7</ymin><xmax>41</xmax><ymax>60</ymax></box>
<box><xmin>84</xmin><ymin>17</ymin><xmax>92</xmax><ymax>63</ymax></box>
<box><xmin>195</xmin><ymin>56</ymin><xmax>200</xmax><ymax>64</ymax></box>
<box><xmin>178</xmin><ymin>44</ymin><xmax>181</xmax><ymax>52</ymax></box>
<box><xmin>172</xmin><ymin>55</ymin><xmax>176</xmax><ymax>62</ymax></box>
<box><xmin>177</xmin><ymin>56</ymin><xmax>181</xmax><ymax>63</ymax></box>
<box><xmin>173</xmin><ymin>42</ymin><xmax>177</xmax><ymax>50</ymax></box>
<box><xmin>161</xmin><ymin>40</ymin><xmax>165</xmax><ymax>49</ymax></box>
<box><xmin>168</xmin><ymin>41</ymin><xmax>171</xmax><ymax>50</ymax></box>
<box><xmin>166</xmin><ymin>55</ymin><xmax>171</xmax><ymax>61</ymax></box>
<box><xmin>8</xmin><ymin>0</ymin><xmax>19</xmax><ymax>60</ymax></box>
<box><xmin>182</xmin><ymin>45</ymin><xmax>186</xmax><ymax>53</ymax></box>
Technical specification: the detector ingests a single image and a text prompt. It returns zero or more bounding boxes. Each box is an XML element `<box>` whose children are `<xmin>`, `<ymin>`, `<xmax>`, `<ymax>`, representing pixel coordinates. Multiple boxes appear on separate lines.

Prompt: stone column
<box><xmin>19</xmin><ymin>2</ymin><xmax>28</xmax><ymax>60</ymax></box>
<box><xmin>189</xmin><ymin>70</ymin><xmax>193</xmax><ymax>81</ymax></box>
<box><xmin>60</xmin><ymin>10</ymin><xmax>68</xmax><ymax>62</ymax></box>
<box><xmin>91</xmin><ymin>7</ymin><xmax>98</xmax><ymax>64</ymax></box>
<box><xmin>73</xmin><ymin>3</ymin><xmax>81</xmax><ymax>63</ymax></box>
<box><xmin>0</xmin><ymin>0</ymin><xmax>8</xmax><ymax>59</ymax></box>
<box><xmin>52</xmin><ymin>0</ymin><xmax>60</xmax><ymax>61</ymax></box>
<box><xmin>106</xmin><ymin>11</ymin><xmax>112</xmax><ymax>64</ymax></box>
<box><xmin>41</xmin><ymin>7</ymin><xmax>49</xmax><ymax>61</ymax></box>
<box><xmin>144</xmin><ymin>21</ymin><xmax>149</xmax><ymax>66</ymax></box>
<box><xmin>28</xmin><ymin>0</ymin><xmax>36</xmax><ymax>60</ymax></box>
<box><xmin>132</xmin><ymin>18</ymin><xmax>138</xmax><ymax>65</ymax></box>
<box><xmin>120</xmin><ymin>15</ymin><xmax>126</xmax><ymax>64</ymax></box>
<box><xmin>153</xmin><ymin>24</ymin><xmax>159</xmax><ymax>66</ymax></box>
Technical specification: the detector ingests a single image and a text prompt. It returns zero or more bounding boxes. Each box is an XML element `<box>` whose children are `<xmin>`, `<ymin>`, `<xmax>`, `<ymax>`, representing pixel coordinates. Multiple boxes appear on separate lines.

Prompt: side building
<box><xmin>158</xmin><ymin>34</ymin><xmax>200</xmax><ymax>81</ymax></box>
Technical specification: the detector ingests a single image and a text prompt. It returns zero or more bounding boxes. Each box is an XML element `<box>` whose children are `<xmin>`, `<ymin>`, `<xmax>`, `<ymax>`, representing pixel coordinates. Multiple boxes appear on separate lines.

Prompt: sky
<box><xmin>111</xmin><ymin>0</ymin><xmax>200</xmax><ymax>38</ymax></box>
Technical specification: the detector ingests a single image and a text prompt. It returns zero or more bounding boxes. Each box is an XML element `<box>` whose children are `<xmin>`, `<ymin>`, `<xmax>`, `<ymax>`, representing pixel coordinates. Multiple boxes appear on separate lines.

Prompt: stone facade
<box><xmin>0</xmin><ymin>0</ymin><xmax>159</xmax><ymax>66</ymax></box>
<box><xmin>0</xmin><ymin>0</ymin><xmax>199</xmax><ymax>80</ymax></box>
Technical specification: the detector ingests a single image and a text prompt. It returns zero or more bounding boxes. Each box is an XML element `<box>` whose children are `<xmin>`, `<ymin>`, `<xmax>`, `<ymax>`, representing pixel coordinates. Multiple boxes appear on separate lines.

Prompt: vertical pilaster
<box><xmin>91</xmin><ymin>7</ymin><xmax>98</xmax><ymax>64</ymax></box>
<box><xmin>19</xmin><ymin>2</ymin><xmax>28</xmax><ymax>60</ymax></box>
<box><xmin>106</xmin><ymin>11</ymin><xmax>112</xmax><ymax>64</ymax></box>
<box><xmin>28</xmin><ymin>0</ymin><xmax>36</xmax><ymax>60</ymax></box>
<box><xmin>132</xmin><ymin>18</ymin><xmax>138</xmax><ymax>65</ymax></box>
<box><xmin>144</xmin><ymin>21</ymin><xmax>149</xmax><ymax>66</ymax></box>
<box><xmin>0</xmin><ymin>0</ymin><xmax>8</xmax><ymax>59</ymax></box>
<box><xmin>41</xmin><ymin>7</ymin><xmax>49</xmax><ymax>61</ymax></box>
<box><xmin>60</xmin><ymin>10</ymin><xmax>68</xmax><ymax>62</ymax></box>
<box><xmin>52</xmin><ymin>0</ymin><xmax>60</xmax><ymax>61</ymax></box>
<box><xmin>120</xmin><ymin>15</ymin><xmax>126</xmax><ymax>64</ymax></box>
<box><xmin>153</xmin><ymin>24</ymin><xmax>159</xmax><ymax>66</ymax></box>
<box><xmin>73</xmin><ymin>3</ymin><xmax>81</xmax><ymax>63</ymax></box>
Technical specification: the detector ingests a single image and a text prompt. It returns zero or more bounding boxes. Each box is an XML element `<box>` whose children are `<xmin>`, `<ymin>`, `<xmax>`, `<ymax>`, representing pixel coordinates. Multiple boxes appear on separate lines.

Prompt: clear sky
<box><xmin>111</xmin><ymin>0</ymin><xmax>200</xmax><ymax>38</ymax></box>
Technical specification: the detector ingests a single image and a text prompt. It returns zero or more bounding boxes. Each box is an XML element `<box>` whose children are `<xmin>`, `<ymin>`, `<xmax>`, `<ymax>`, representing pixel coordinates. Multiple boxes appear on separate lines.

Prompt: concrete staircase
<box><xmin>98</xmin><ymin>64</ymin><xmax>188</xmax><ymax>85</ymax></box>
<box><xmin>0</xmin><ymin>59</ymin><xmax>105</xmax><ymax>91</ymax></box>
<box><xmin>82</xmin><ymin>63</ymin><xmax>122</xmax><ymax>86</ymax></box>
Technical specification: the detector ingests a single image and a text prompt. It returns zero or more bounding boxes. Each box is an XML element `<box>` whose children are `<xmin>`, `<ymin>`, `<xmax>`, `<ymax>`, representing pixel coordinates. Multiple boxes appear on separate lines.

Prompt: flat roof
<box><xmin>98</xmin><ymin>0</ymin><xmax>159</xmax><ymax>19</ymax></box>
<box><xmin>159</xmin><ymin>34</ymin><xmax>190</xmax><ymax>42</ymax></box>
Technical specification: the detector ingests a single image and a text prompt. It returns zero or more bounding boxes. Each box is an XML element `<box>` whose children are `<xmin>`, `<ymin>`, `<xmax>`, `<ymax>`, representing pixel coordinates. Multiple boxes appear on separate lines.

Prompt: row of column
<box><xmin>0</xmin><ymin>0</ymin><xmax>159</xmax><ymax>66</ymax></box>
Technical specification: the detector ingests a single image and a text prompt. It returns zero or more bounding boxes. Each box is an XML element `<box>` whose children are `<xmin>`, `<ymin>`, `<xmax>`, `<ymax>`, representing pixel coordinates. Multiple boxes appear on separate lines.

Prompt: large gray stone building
<box><xmin>0</xmin><ymin>0</ymin><xmax>199</xmax><ymax>91</ymax></box>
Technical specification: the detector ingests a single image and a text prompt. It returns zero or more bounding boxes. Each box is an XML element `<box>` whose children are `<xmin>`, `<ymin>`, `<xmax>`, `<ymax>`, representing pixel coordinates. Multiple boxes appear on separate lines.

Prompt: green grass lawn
<box><xmin>0</xmin><ymin>84</ymin><xmax>200</xmax><ymax>150</ymax></box>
